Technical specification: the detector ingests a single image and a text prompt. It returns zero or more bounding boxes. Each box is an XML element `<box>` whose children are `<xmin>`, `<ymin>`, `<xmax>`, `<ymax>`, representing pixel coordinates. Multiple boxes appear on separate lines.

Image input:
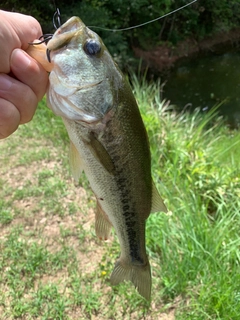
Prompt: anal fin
<box><xmin>69</xmin><ymin>141</ymin><xmax>84</xmax><ymax>183</ymax></box>
<box><xmin>95</xmin><ymin>201</ymin><xmax>112</xmax><ymax>241</ymax></box>
<box><xmin>151</xmin><ymin>180</ymin><xmax>167</xmax><ymax>213</ymax></box>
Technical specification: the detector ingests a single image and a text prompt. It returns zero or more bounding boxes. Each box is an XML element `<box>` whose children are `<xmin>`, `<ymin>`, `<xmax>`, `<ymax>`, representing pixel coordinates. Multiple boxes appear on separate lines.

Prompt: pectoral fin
<box><xmin>69</xmin><ymin>141</ymin><xmax>84</xmax><ymax>182</ymax></box>
<box><xmin>95</xmin><ymin>201</ymin><xmax>112</xmax><ymax>240</ymax></box>
<box><xmin>151</xmin><ymin>181</ymin><xmax>167</xmax><ymax>213</ymax></box>
<box><xmin>85</xmin><ymin>132</ymin><xmax>115</xmax><ymax>175</ymax></box>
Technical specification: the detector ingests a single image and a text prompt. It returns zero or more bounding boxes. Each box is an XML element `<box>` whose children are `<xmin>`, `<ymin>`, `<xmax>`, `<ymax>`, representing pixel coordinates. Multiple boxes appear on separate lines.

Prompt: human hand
<box><xmin>0</xmin><ymin>10</ymin><xmax>49</xmax><ymax>139</ymax></box>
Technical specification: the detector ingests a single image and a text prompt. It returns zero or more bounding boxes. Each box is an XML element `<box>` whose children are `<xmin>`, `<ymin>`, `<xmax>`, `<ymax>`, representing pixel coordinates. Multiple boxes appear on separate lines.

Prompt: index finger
<box><xmin>0</xmin><ymin>10</ymin><xmax>43</xmax><ymax>73</ymax></box>
<box><xmin>1</xmin><ymin>10</ymin><xmax>42</xmax><ymax>49</ymax></box>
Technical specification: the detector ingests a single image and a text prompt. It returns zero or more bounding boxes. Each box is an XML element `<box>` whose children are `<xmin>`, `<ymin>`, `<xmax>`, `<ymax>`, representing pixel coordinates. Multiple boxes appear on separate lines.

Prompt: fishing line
<box><xmin>88</xmin><ymin>0</ymin><xmax>197</xmax><ymax>32</ymax></box>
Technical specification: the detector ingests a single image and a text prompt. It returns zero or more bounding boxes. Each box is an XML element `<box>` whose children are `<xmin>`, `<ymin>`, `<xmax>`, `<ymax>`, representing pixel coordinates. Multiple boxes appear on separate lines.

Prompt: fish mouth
<box><xmin>28</xmin><ymin>15</ymin><xmax>84</xmax><ymax>63</ymax></box>
<box><xmin>46</xmin><ymin>17</ymin><xmax>84</xmax><ymax>62</ymax></box>
<box><xmin>56</xmin><ymin>16</ymin><xmax>83</xmax><ymax>34</ymax></box>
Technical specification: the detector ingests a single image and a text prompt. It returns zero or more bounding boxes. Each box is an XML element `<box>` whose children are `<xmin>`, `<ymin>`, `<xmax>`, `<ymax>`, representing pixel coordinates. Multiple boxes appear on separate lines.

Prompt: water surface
<box><xmin>162</xmin><ymin>51</ymin><xmax>240</xmax><ymax>127</ymax></box>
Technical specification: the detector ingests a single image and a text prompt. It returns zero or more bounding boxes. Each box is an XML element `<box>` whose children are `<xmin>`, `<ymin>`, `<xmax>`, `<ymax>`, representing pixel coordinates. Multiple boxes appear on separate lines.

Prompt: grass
<box><xmin>1</xmin><ymin>76</ymin><xmax>240</xmax><ymax>319</ymax></box>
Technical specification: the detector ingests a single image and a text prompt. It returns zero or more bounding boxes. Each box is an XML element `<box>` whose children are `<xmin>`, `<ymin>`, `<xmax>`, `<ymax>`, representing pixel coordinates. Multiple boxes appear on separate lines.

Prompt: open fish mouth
<box><xmin>28</xmin><ymin>8</ymin><xmax>62</xmax><ymax>63</ymax></box>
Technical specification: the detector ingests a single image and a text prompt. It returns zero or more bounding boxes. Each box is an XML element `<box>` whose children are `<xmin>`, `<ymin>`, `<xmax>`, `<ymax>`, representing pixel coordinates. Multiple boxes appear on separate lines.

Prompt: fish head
<box><xmin>46</xmin><ymin>17</ymin><xmax>123</xmax><ymax>124</ymax></box>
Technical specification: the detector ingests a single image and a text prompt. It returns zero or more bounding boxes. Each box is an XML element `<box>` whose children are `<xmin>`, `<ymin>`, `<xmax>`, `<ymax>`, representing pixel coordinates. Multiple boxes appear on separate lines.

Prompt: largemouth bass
<box><xmin>27</xmin><ymin>16</ymin><xmax>167</xmax><ymax>301</ymax></box>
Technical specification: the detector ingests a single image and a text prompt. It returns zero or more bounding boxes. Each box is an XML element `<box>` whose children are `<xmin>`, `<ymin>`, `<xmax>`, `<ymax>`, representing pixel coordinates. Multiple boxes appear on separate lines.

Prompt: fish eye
<box><xmin>84</xmin><ymin>39</ymin><xmax>101</xmax><ymax>56</ymax></box>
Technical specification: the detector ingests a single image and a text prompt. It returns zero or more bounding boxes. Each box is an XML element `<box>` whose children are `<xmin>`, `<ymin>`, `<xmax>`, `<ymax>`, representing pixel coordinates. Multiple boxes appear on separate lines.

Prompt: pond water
<box><xmin>162</xmin><ymin>50</ymin><xmax>240</xmax><ymax>128</ymax></box>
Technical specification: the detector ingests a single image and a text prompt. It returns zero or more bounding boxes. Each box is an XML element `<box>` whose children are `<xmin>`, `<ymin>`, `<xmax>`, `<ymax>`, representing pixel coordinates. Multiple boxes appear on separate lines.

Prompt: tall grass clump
<box><xmin>132</xmin><ymin>73</ymin><xmax>240</xmax><ymax>319</ymax></box>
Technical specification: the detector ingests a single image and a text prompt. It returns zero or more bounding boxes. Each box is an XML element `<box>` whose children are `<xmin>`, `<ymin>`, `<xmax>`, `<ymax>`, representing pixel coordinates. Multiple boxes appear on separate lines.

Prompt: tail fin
<box><xmin>110</xmin><ymin>259</ymin><xmax>151</xmax><ymax>301</ymax></box>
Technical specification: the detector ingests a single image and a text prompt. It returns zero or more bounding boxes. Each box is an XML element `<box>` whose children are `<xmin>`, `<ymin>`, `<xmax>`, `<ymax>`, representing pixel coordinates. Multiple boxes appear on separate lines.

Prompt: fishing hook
<box><xmin>28</xmin><ymin>8</ymin><xmax>62</xmax><ymax>45</ymax></box>
<box><xmin>46</xmin><ymin>49</ymin><xmax>51</xmax><ymax>63</ymax></box>
<box><xmin>28</xmin><ymin>9</ymin><xmax>62</xmax><ymax>62</ymax></box>
<box><xmin>28</xmin><ymin>34</ymin><xmax>53</xmax><ymax>45</ymax></box>
<box><xmin>53</xmin><ymin>8</ymin><xmax>62</xmax><ymax>30</ymax></box>
<box><xmin>28</xmin><ymin>34</ymin><xmax>53</xmax><ymax>63</ymax></box>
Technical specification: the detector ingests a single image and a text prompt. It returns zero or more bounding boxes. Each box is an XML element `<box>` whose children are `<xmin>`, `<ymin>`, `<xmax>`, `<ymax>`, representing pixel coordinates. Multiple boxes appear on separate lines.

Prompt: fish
<box><xmin>26</xmin><ymin>16</ymin><xmax>167</xmax><ymax>301</ymax></box>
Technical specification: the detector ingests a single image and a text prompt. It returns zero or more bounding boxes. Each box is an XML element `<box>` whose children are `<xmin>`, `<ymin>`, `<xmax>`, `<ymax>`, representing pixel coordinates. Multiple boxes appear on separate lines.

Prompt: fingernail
<box><xmin>11</xmin><ymin>49</ymin><xmax>31</xmax><ymax>70</ymax></box>
<box><xmin>0</xmin><ymin>74</ymin><xmax>12</xmax><ymax>91</ymax></box>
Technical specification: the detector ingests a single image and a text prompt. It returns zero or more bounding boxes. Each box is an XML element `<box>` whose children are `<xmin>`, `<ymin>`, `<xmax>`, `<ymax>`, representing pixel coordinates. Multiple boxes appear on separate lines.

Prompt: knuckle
<box><xmin>0</xmin><ymin>99</ymin><xmax>19</xmax><ymax>138</ymax></box>
<box><xmin>19</xmin><ymin>95</ymin><xmax>38</xmax><ymax>124</ymax></box>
